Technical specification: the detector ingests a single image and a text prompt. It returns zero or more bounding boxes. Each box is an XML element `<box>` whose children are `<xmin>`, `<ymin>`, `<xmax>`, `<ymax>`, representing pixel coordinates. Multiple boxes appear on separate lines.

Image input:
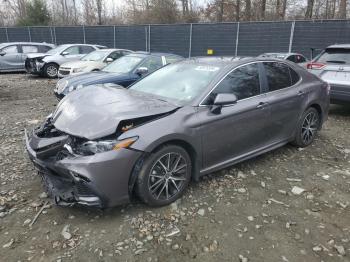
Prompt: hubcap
<box><xmin>148</xmin><ymin>152</ymin><xmax>188</xmax><ymax>201</ymax></box>
<box><xmin>47</xmin><ymin>66</ymin><xmax>57</xmax><ymax>77</ymax></box>
<box><xmin>301</xmin><ymin>111</ymin><xmax>319</xmax><ymax>144</ymax></box>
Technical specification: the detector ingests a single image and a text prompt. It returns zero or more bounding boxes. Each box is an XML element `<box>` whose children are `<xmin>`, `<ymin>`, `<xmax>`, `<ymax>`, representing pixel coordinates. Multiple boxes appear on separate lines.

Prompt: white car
<box><xmin>58</xmin><ymin>49</ymin><xmax>133</xmax><ymax>78</ymax></box>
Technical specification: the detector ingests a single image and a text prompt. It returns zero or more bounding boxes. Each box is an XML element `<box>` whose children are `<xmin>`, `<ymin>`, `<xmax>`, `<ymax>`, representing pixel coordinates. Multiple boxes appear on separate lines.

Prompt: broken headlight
<box><xmin>76</xmin><ymin>137</ymin><xmax>138</xmax><ymax>155</ymax></box>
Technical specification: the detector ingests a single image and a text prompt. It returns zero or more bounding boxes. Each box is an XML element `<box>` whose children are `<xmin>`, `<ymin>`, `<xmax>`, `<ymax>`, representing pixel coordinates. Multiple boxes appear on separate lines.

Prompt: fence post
<box><xmin>28</xmin><ymin>27</ymin><xmax>32</xmax><ymax>42</ymax></box>
<box><xmin>53</xmin><ymin>27</ymin><xmax>57</xmax><ymax>44</ymax></box>
<box><xmin>82</xmin><ymin>25</ymin><xmax>86</xmax><ymax>44</ymax></box>
<box><xmin>50</xmin><ymin>27</ymin><xmax>54</xmax><ymax>44</ymax></box>
<box><xmin>235</xmin><ymin>22</ymin><xmax>240</xmax><ymax>56</ymax></box>
<box><xmin>288</xmin><ymin>21</ymin><xmax>295</xmax><ymax>53</ymax></box>
<box><xmin>148</xmin><ymin>25</ymin><xmax>151</xmax><ymax>52</ymax></box>
<box><xmin>5</xmin><ymin>27</ymin><xmax>9</xmax><ymax>42</ymax></box>
<box><xmin>113</xmin><ymin>26</ymin><xmax>116</xmax><ymax>48</ymax></box>
<box><xmin>188</xmin><ymin>24</ymin><xmax>193</xmax><ymax>58</ymax></box>
<box><xmin>145</xmin><ymin>26</ymin><xmax>148</xmax><ymax>51</ymax></box>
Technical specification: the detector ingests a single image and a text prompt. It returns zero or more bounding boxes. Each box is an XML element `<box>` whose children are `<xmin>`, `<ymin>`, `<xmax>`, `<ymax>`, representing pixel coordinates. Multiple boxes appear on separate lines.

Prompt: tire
<box><xmin>44</xmin><ymin>63</ymin><xmax>59</xmax><ymax>78</ymax></box>
<box><xmin>136</xmin><ymin>145</ymin><xmax>192</xmax><ymax>206</ymax></box>
<box><xmin>292</xmin><ymin>107</ymin><xmax>320</xmax><ymax>147</ymax></box>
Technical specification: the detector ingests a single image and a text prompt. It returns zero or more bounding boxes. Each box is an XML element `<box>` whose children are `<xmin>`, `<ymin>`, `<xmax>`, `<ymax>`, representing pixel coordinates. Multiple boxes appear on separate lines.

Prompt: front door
<box><xmin>197</xmin><ymin>63</ymin><xmax>271</xmax><ymax>172</ymax></box>
<box><xmin>0</xmin><ymin>45</ymin><xmax>22</xmax><ymax>70</ymax></box>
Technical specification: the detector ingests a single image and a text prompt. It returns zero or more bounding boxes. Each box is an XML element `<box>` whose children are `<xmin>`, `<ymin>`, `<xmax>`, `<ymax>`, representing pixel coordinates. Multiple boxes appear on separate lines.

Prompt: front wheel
<box><xmin>44</xmin><ymin>63</ymin><xmax>58</xmax><ymax>78</ymax></box>
<box><xmin>292</xmin><ymin>107</ymin><xmax>320</xmax><ymax>147</ymax></box>
<box><xmin>136</xmin><ymin>145</ymin><xmax>192</xmax><ymax>206</ymax></box>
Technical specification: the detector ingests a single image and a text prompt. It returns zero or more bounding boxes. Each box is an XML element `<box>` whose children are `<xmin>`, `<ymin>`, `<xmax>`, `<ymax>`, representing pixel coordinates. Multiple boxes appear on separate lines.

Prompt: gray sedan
<box><xmin>25</xmin><ymin>57</ymin><xmax>329</xmax><ymax>208</ymax></box>
<box><xmin>307</xmin><ymin>44</ymin><xmax>350</xmax><ymax>104</ymax></box>
<box><xmin>0</xmin><ymin>42</ymin><xmax>55</xmax><ymax>72</ymax></box>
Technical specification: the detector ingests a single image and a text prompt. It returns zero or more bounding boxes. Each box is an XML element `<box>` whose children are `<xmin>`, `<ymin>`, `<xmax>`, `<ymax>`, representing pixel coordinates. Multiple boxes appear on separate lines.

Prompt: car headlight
<box><xmin>76</xmin><ymin>137</ymin><xmax>138</xmax><ymax>155</ymax></box>
<box><xmin>72</xmin><ymin>67</ymin><xmax>86</xmax><ymax>73</ymax></box>
<box><xmin>68</xmin><ymin>85</ymin><xmax>76</xmax><ymax>92</ymax></box>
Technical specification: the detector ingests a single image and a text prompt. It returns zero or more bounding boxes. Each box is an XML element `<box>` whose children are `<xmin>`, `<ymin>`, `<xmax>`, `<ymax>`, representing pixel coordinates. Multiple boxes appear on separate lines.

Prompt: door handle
<box><xmin>256</xmin><ymin>102</ymin><xmax>268</xmax><ymax>109</ymax></box>
<box><xmin>297</xmin><ymin>90</ymin><xmax>305</xmax><ymax>96</ymax></box>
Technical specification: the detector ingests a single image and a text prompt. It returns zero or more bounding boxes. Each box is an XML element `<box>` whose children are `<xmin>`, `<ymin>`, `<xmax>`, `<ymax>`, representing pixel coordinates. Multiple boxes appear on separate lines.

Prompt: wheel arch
<box><xmin>307</xmin><ymin>102</ymin><xmax>323</xmax><ymax>128</ymax></box>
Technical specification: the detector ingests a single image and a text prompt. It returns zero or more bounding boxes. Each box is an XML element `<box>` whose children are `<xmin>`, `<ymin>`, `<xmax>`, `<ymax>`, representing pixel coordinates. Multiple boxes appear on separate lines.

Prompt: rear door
<box><xmin>198</xmin><ymin>62</ymin><xmax>271</xmax><ymax>171</ymax></box>
<box><xmin>261</xmin><ymin>61</ymin><xmax>305</xmax><ymax>143</ymax></box>
<box><xmin>0</xmin><ymin>45</ymin><xmax>22</xmax><ymax>70</ymax></box>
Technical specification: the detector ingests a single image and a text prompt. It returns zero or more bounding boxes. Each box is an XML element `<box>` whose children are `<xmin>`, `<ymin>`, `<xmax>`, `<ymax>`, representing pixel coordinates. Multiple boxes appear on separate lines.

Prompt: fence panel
<box><xmin>54</xmin><ymin>26</ymin><xmax>84</xmax><ymax>45</ymax></box>
<box><xmin>150</xmin><ymin>24</ymin><xmax>191</xmax><ymax>57</ymax></box>
<box><xmin>237</xmin><ymin>21</ymin><xmax>292</xmax><ymax>56</ymax></box>
<box><xmin>191</xmin><ymin>23</ymin><xmax>238</xmax><ymax>56</ymax></box>
<box><xmin>7</xmin><ymin>27</ymin><xmax>30</xmax><ymax>42</ymax></box>
<box><xmin>29</xmin><ymin>27</ymin><xmax>53</xmax><ymax>43</ymax></box>
<box><xmin>0</xmin><ymin>28</ymin><xmax>7</xmax><ymax>42</ymax></box>
<box><xmin>115</xmin><ymin>25</ymin><xmax>147</xmax><ymax>51</ymax></box>
<box><xmin>85</xmin><ymin>26</ymin><xmax>114</xmax><ymax>47</ymax></box>
<box><xmin>293</xmin><ymin>20</ymin><xmax>350</xmax><ymax>58</ymax></box>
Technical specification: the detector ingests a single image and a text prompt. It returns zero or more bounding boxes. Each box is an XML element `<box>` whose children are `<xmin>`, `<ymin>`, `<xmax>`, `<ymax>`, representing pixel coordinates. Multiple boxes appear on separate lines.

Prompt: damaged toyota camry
<box><xmin>25</xmin><ymin>57</ymin><xmax>329</xmax><ymax>208</ymax></box>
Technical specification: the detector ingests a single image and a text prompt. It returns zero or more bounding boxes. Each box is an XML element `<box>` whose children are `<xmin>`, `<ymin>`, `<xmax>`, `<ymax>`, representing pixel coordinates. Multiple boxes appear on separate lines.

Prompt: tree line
<box><xmin>0</xmin><ymin>0</ymin><xmax>347</xmax><ymax>26</ymax></box>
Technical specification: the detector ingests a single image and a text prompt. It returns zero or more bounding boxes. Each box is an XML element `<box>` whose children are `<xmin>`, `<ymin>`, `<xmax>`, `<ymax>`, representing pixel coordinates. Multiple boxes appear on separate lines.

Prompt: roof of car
<box><xmin>0</xmin><ymin>42</ymin><xmax>55</xmax><ymax>46</ymax></box>
<box><xmin>259</xmin><ymin>52</ymin><xmax>303</xmax><ymax>57</ymax></box>
<box><xmin>132</xmin><ymin>51</ymin><xmax>182</xmax><ymax>57</ymax></box>
<box><xmin>326</xmin><ymin>44</ymin><xmax>350</xmax><ymax>49</ymax></box>
<box><xmin>93</xmin><ymin>48</ymin><xmax>133</xmax><ymax>52</ymax></box>
<box><xmin>185</xmin><ymin>56</ymin><xmax>251</xmax><ymax>66</ymax></box>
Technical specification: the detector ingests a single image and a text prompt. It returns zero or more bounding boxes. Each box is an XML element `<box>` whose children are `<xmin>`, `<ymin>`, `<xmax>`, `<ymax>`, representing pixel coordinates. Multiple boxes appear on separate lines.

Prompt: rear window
<box><xmin>316</xmin><ymin>48</ymin><xmax>350</xmax><ymax>64</ymax></box>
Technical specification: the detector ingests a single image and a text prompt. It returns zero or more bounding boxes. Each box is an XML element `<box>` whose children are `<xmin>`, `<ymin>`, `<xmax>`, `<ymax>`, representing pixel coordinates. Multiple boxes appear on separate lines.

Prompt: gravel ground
<box><xmin>0</xmin><ymin>73</ymin><xmax>349</xmax><ymax>262</ymax></box>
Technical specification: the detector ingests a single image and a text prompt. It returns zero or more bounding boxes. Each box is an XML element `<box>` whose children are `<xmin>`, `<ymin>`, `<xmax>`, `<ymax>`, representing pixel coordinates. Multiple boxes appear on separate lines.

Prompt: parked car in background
<box><xmin>0</xmin><ymin>42</ymin><xmax>55</xmax><ymax>72</ymax></box>
<box><xmin>25</xmin><ymin>44</ymin><xmax>106</xmax><ymax>78</ymax></box>
<box><xmin>54</xmin><ymin>52</ymin><xmax>183</xmax><ymax>99</ymax></box>
<box><xmin>259</xmin><ymin>52</ymin><xmax>308</xmax><ymax>64</ymax></box>
<box><xmin>306</xmin><ymin>44</ymin><xmax>350</xmax><ymax>104</ymax></box>
<box><xmin>26</xmin><ymin>57</ymin><xmax>329</xmax><ymax>208</ymax></box>
<box><xmin>58</xmin><ymin>49</ymin><xmax>133</xmax><ymax>78</ymax></box>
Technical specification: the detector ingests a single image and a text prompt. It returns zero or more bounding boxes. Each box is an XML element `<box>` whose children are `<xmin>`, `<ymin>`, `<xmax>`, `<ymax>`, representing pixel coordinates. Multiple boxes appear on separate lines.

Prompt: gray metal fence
<box><xmin>1</xmin><ymin>20</ymin><xmax>350</xmax><ymax>58</ymax></box>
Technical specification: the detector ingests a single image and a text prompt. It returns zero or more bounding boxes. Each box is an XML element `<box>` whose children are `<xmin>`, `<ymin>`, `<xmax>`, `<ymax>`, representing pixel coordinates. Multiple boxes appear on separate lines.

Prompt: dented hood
<box><xmin>52</xmin><ymin>85</ymin><xmax>178</xmax><ymax>140</ymax></box>
<box><xmin>26</xmin><ymin>53</ymin><xmax>51</xmax><ymax>59</ymax></box>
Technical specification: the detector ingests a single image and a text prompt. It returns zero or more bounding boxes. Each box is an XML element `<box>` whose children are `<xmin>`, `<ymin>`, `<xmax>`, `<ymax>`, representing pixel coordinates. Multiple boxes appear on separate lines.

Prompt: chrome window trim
<box><xmin>198</xmin><ymin>60</ymin><xmax>303</xmax><ymax>107</ymax></box>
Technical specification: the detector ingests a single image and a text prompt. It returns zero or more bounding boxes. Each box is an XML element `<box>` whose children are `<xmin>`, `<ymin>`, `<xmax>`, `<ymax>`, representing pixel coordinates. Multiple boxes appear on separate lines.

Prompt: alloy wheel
<box><xmin>148</xmin><ymin>152</ymin><xmax>188</xmax><ymax>201</ymax></box>
<box><xmin>301</xmin><ymin>111</ymin><xmax>319</xmax><ymax>145</ymax></box>
<box><xmin>46</xmin><ymin>65</ymin><xmax>58</xmax><ymax>78</ymax></box>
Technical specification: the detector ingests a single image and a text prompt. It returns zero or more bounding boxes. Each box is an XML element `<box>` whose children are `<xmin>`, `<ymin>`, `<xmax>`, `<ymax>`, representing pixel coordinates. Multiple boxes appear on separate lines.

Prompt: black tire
<box><xmin>136</xmin><ymin>145</ymin><xmax>192</xmax><ymax>206</ymax></box>
<box><xmin>44</xmin><ymin>63</ymin><xmax>59</xmax><ymax>78</ymax></box>
<box><xmin>292</xmin><ymin>107</ymin><xmax>320</xmax><ymax>147</ymax></box>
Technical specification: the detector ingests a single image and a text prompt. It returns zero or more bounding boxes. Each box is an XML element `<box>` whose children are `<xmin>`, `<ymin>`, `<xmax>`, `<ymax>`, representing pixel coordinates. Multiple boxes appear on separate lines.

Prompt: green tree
<box><xmin>17</xmin><ymin>0</ymin><xmax>51</xmax><ymax>26</ymax></box>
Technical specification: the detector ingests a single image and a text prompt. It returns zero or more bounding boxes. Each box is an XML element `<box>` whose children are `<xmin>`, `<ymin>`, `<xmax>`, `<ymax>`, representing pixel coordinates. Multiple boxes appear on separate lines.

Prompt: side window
<box><xmin>63</xmin><ymin>46</ymin><xmax>80</xmax><ymax>55</ymax></box>
<box><xmin>296</xmin><ymin>55</ymin><xmax>306</xmax><ymax>63</ymax></box>
<box><xmin>263</xmin><ymin>62</ymin><xmax>292</xmax><ymax>91</ymax></box>
<box><xmin>80</xmin><ymin>46</ymin><xmax>95</xmax><ymax>54</ymax></box>
<box><xmin>122</xmin><ymin>51</ymin><xmax>132</xmax><ymax>56</ymax></box>
<box><xmin>2</xmin><ymin>45</ymin><xmax>18</xmax><ymax>54</ymax></box>
<box><xmin>286</xmin><ymin>55</ymin><xmax>296</xmax><ymax>62</ymax></box>
<box><xmin>206</xmin><ymin>63</ymin><xmax>260</xmax><ymax>104</ymax></box>
<box><xmin>290</xmin><ymin>68</ymin><xmax>300</xmax><ymax>85</ymax></box>
<box><xmin>165</xmin><ymin>56</ymin><xmax>182</xmax><ymax>64</ymax></box>
<box><xmin>139</xmin><ymin>56</ymin><xmax>163</xmax><ymax>73</ymax></box>
<box><xmin>39</xmin><ymin>45</ymin><xmax>52</xmax><ymax>53</ymax></box>
<box><xmin>108</xmin><ymin>51</ymin><xmax>123</xmax><ymax>61</ymax></box>
<box><xmin>22</xmin><ymin>45</ymin><xmax>38</xmax><ymax>53</ymax></box>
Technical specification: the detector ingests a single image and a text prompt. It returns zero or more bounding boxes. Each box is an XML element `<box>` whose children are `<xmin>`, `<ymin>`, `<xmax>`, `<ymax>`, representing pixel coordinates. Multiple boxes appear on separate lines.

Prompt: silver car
<box><xmin>307</xmin><ymin>44</ymin><xmax>350</xmax><ymax>104</ymax></box>
<box><xmin>25</xmin><ymin>44</ymin><xmax>106</xmax><ymax>78</ymax></box>
<box><xmin>25</xmin><ymin>57</ymin><xmax>329</xmax><ymax>208</ymax></box>
<box><xmin>0</xmin><ymin>42</ymin><xmax>55</xmax><ymax>72</ymax></box>
<box><xmin>58</xmin><ymin>49</ymin><xmax>133</xmax><ymax>78</ymax></box>
<box><xmin>259</xmin><ymin>52</ymin><xmax>308</xmax><ymax>64</ymax></box>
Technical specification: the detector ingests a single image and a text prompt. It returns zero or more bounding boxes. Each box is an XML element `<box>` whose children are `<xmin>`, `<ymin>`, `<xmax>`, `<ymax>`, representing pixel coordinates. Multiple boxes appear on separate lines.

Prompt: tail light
<box><xmin>307</xmin><ymin>62</ymin><xmax>325</xmax><ymax>70</ymax></box>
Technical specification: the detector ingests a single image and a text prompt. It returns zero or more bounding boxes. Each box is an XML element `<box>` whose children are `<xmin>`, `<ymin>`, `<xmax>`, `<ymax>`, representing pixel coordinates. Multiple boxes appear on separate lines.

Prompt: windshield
<box><xmin>82</xmin><ymin>50</ymin><xmax>109</xmax><ymax>61</ymax></box>
<box><xmin>46</xmin><ymin>45</ymin><xmax>68</xmax><ymax>55</ymax></box>
<box><xmin>129</xmin><ymin>63</ymin><xmax>222</xmax><ymax>104</ymax></box>
<box><xmin>315</xmin><ymin>48</ymin><xmax>350</xmax><ymax>64</ymax></box>
<box><xmin>102</xmin><ymin>56</ymin><xmax>142</xmax><ymax>73</ymax></box>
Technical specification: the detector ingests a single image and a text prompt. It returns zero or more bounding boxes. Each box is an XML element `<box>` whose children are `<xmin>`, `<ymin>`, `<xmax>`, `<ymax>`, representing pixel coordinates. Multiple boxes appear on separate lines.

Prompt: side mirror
<box><xmin>135</xmin><ymin>67</ymin><xmax>149</xmax><ymax>76</ymax></box>
<box><xmin>211</xmin><ymin>93</ymin><xmax>238</xmax><ymax>114</ymax></box>
<box><xmin>106</xmin><ymin>57</ymin><xmax>114</xmax><ymax>63</ymax></box>
<box><xmin>61</xmin><ymin>51</ymin><xmax>69</xmax><ymax>56</ymax></box>
<box><xmin>0</xmin><ymin>51</ymin><xmax>6</xmax><ymax>56</ymax></box>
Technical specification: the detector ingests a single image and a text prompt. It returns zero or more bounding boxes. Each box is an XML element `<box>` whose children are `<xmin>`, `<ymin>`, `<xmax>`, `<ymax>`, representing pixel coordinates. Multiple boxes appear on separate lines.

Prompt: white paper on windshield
<box><xmin>195</xmin><ymin>66</ymin><xmax>220</xmax><ymax>72</ymax></box>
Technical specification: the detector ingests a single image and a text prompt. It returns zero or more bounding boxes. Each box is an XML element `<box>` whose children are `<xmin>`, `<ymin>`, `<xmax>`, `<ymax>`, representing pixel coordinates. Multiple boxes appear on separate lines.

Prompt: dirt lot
<box><xmin>0</xmin><ymin>73</ymin><xmax>349</xmax><ymax>262</ymax></box>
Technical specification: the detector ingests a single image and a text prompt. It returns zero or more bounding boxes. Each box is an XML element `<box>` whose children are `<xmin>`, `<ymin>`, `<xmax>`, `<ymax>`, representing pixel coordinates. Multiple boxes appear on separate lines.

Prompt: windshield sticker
<box><xmin>195</xmin><ymin>66</ymin><xmax>220</xmax><ymax>72</ymax></box>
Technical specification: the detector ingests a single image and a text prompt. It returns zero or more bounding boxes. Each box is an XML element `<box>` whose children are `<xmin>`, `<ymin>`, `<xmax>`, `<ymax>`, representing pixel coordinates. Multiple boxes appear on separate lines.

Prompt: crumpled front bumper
<box><xmin>25</xmin><ymin>129</ymin><xmax>143</xmax><ymax>208</ymax></box>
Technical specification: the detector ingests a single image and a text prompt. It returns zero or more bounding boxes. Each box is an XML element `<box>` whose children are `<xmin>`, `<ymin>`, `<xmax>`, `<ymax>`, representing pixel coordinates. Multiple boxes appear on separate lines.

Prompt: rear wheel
<box><xmin>136</xmin><ymin>145</ymin><xmax>191</xmax><ymax>206</ymax></box>
<box><xmin>44</xmin><ymin>63</ymin><xmax>58</xmax><ymax>78</ymax></box>
<box><xmin>292</xmin><ymin>107</ymin><xmax>320</xmax><ymax>147</ymax></box>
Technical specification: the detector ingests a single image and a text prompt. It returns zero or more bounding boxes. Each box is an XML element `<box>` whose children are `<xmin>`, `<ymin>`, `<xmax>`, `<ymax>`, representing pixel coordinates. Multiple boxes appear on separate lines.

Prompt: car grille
<box><xmin>75</xmin><ymin>182</ymin><xmax>95</xmax><ymax>196</ymax></box>
<box><xmin>59</xmin><ymin>69</ymin><xmax>70</xmax><ymax>76</ymax></box>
